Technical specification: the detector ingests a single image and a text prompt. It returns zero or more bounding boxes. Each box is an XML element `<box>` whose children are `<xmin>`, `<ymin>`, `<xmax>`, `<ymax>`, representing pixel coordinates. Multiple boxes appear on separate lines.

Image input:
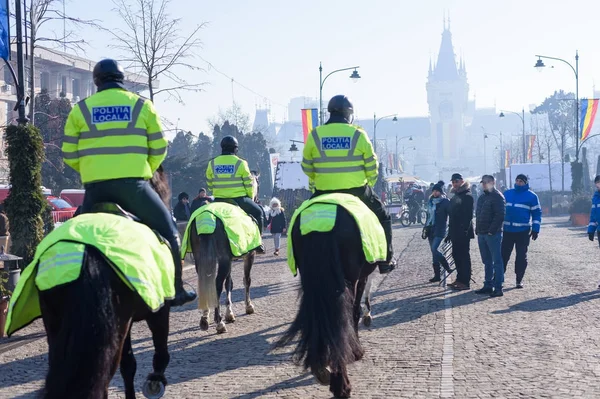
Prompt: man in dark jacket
<box><xmin>446</xmin><ymin>173</ymin><xmax>475</xmax><ymax>290</ymax></box>
<box><xmin>475</xmin><ymin>175</ymin><xmax>506</xmax><ymax>297</ymax></box>
<box><xmin>173</xmin><ymin>192</ymin><xmax>191</xmax><ymax>221</ymax></box>
<box><xmin>426</xmin><ymin>181</ymin><xmax>451</xmax><ymax>282</ymax></box>
<box><xmin>190</xmin><ymin>188</ymin><xmax>213</xmax><ymax>213</ymax></box>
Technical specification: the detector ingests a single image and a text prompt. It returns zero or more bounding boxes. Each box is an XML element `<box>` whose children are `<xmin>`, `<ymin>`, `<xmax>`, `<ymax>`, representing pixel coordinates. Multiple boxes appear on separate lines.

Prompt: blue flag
<box><xmin>0</xmin><ymin>0</ymin><xmax>9</xmax><ymax>60</ymax></box>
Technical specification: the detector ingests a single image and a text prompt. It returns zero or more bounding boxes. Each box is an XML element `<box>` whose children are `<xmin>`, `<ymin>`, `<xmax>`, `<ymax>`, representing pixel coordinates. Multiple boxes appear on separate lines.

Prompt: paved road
<box><xmin>2</xmin><ymin>217</ymin><xmax>600</xmax><ymax>398</ymax></box>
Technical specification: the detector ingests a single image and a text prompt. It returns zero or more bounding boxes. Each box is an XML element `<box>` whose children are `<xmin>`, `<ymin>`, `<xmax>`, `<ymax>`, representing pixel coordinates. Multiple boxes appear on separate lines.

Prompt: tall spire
<box><xmin>432</xmin><ymin>24</ymin><xmax>458</xmax><ymax>81</ymax></box>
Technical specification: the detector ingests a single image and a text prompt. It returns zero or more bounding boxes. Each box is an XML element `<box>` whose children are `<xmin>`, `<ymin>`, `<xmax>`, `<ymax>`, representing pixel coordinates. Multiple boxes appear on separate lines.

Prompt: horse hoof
<box><xmin>200</xmin><ymin>317</ymin><xmax>209</xmax><ymax>331</ymax></box>
<box><xmin>245</xmin><ymin>304</ymin><xmax>255</xmax><ymax>315</ymax></box>
<box><xmin>224</xmin><ymin>312</ymin><xmax>236</xmax><ymax>323</ymax></box>
<box><xmin>312</xmin><ymin>367</ymin><xmax>330</xmax><ymax>386</ymax></box>
<box><xmin>362</xmin><ymin>315</ymin><xmax>372</xmax><ymax>327</ymax></box>
<box><xmin>142</xmin><ymin>379</ymin><xmax>165</xmax><ymax>399</ymax></box>
<box><xmin>216</xmin><ymin>321</ymin><xmax>227</xmax><ymax>334</ymax></box>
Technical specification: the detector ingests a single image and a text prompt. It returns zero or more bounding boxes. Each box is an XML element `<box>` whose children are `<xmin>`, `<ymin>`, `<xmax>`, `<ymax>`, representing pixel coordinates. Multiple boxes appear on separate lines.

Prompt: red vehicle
<box><xmin>46</xmin><ymin>196</ymin><xmax>77</xmax><ymax>224</ymax></box>
<box><xmin>0</xmin><ymin>186</ymin><xmax>77</xmax><ymax>224</ymax></box>
<box><xmin>60</xmin><ymin>189</ymin><xmax>85</xmax><ymax>207</ymax></box>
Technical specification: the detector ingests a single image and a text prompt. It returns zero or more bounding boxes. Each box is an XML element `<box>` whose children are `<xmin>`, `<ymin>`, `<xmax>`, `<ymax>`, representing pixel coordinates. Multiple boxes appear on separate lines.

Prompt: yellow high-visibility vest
<box><xmin>206</xmin><ymin>155</ymin><xmax>253</xmax><ymax>198</ymax></box>
<box><xmin>62</xmin><ymin>88</ymin><xmax>167</xmax><ymax>183</ymax></box>
<box><xmin>301</xmin><ymin>124</ymin><xmax>378</xmax><ymax>190</ymax></box>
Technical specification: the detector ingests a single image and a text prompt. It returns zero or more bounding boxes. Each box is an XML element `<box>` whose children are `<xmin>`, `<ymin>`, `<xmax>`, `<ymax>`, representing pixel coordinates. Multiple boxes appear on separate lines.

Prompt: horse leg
<box><xmin>119</xmin><ymin>328</ymin><xmax>137</xmax><ymax>399</ymax></box>
<box><xmin>200</xmin><ymin>309</ymin><xmax>210</xmax><ymax>331</ymax></box>
<box><xmin>362</xmin><ymin>274</ymin><xmax>373</xmax><ymax>327</ymax></box>
<box><xmin>224</xmin><ymin>274</ymin><xmax>235</xmax><ymax>323</ymax></box>
<box><xmin>244</xmin><ymin>252</ymin><xmax>255</xmax><ymax>315</ymax></box>
<box><xmin>330</xmin><ymin>365</ymin><xmax>352</xmax><ymax>399</ymax></box>
<box><xmin>144</xmin><ymin>307</ymin><xmax>170</xmax><ymax>395</ymax></box>
<box><xmin>214</xmin><ymin>259</ymin><xmax>230</xmax><ymax>334</ymax></box>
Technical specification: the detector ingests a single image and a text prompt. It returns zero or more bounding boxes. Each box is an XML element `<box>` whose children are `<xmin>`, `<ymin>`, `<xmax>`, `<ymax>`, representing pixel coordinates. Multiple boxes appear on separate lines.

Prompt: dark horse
<box><xmin>39</xmin><ymin>167</ymin><xmax>172</xmax><ymax>399</ymax></box>
<box><xmin>190</xmin><ymin>174</ymin><xmax>258</xmax><ymax>334</ymax></box>
<box><xmin>276</xmin><ymin>205</ymin><xmax>377</xmax><ymax>398</ymax></box>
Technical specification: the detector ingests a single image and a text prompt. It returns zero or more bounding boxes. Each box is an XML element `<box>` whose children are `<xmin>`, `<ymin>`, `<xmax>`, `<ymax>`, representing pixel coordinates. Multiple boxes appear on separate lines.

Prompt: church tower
<box><xmin>426</xmin><ymin>21</ymin><xmax>469</xmax><ymax>161</ymax></box>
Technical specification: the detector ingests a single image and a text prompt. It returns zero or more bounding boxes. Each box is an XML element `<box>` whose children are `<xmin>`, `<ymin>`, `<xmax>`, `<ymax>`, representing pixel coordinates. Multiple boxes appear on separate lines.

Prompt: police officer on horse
<box><xmin>62</xmin><ymin>58</ymin><xmax>197</xmax><ymax>306</ymax></box>
<box><xmin>301</xmin><ymin>95</ymin><xmax>396</xmax><ymax>274</ymax></box>
<box><xmin>206</xmin><ymin>136</ymin><xmax>266</xmax><ymax>254</ymax></box>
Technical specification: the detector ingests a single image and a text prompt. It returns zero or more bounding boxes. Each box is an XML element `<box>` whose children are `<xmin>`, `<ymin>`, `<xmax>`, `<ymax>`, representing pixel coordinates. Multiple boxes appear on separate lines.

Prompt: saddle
<box><xmin>91</xmin><ymin>202</ymin><xmax>142</xmax><ymax>222</ymax></box>
<box><xmin>90</xmin><ymin>202</ymin><xmax>170</xmax><ymax>248</ymax></box>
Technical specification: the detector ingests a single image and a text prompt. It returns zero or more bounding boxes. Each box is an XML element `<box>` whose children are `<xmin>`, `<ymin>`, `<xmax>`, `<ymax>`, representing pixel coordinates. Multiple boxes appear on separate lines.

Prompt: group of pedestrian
<box><xmin>173</xmin><ymin>189</ymin><xmax>214</xmax><ymax>222</ymax></box>
<box><xmin>424</xmin><ymin>172</ymin><xmax>541</xmax><ymax>297</ymax></box>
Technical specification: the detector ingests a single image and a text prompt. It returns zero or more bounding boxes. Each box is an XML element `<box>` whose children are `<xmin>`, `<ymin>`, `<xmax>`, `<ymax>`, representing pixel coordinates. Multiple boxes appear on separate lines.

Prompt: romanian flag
<box><xmin>580</xmin><ymin>99</ymin><xmax>599</xmax><ymax>141</ymax></box>
<box><xmin>527</xmin><ymin>135</ymin><xmax>536</xmax><ymax>162</ymax></box>
<box><xmin>301</xmin><ymin>108</ymin><xmax>318</xmax><ymax>143</ymax></box>
<box><xmin>504</xmin><ymin>150</ymin><xmax>510</xmax><ymax>168</ymax></box>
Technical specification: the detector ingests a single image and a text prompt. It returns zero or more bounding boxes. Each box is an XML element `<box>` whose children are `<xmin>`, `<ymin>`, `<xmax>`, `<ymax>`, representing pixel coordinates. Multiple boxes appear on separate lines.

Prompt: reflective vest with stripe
<box><xmin>206</xmin><ymin>155</ymin><xmax>254</xmax><ymax>198</ymax></box>
<box><xmin>62</xmin><ymin>89</ymin><xmax>168</xmax><ymax>183</ymax></box>
<box><xmin>503</xmin><ymin>185</ymin><xmax>542</xmax><ymax>233</ymax></box>
<box><xmin>301</xmin><ymin>124</ymin><xmax>378</xmax><ymax>190</ymax></box>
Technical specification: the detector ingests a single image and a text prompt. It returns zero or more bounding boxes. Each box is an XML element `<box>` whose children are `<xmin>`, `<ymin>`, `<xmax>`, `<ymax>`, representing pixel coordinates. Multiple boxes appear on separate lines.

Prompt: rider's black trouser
<box><xmin>214</xmin><ymin>196</ymin><xmax>264</xmax><ymax>234</ymax></box>
<box><xmin>82</xmin><ymin>178</ymin><xmax>183</xmax><ymax>283</ymax></box>
<box><xmin>312</xmin><ymin>185</ymin><xmax>393</xmax><ymax>262</ymax></box>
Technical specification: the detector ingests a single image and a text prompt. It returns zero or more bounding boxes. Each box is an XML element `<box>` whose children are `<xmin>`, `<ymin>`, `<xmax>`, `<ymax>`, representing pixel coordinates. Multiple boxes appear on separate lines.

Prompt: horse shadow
<box><xmin>491</xmin><ymin>290</ymin><xmax>600</xmax><ymax>314</ymax></box>
<box><xmin>228</xmin><ymin>374</ymin><xmax>314</xmax><ymax>399</ymax></box>
<box><xmin>170</xmin><ymin>281</ymin><xmax>299</xmax><ymax>314</ymax></box>
<box><xmin>368</xmin><ymin>289</ymin><xmax>490</xmax><ymax>329</ymax></box>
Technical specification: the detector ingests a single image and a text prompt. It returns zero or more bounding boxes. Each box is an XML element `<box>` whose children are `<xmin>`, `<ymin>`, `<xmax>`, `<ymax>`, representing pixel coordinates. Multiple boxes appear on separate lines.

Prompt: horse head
<box><xmin>250</xmin><ymin>170</ymin><xmax>260</xmax><ymax>202</ymax></box>
<box><xmin>150</xmin><ymin>165</ymin><xmax>172</xmax><ymax>208</ymax></box>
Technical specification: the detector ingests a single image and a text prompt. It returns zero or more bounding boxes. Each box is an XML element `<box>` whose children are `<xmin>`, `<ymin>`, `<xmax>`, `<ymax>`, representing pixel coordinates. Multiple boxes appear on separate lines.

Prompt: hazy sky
<box><xmin>62</xmin><ymin>0</ymin><xmax>598</xmax><ymax>137</ymax></box>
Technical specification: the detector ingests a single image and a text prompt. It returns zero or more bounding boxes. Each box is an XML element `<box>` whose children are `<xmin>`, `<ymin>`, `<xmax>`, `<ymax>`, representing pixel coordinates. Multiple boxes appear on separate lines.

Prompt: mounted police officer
<box><xmin>61</xmin><ymin>58</ymin><xmax>197</xmax><ymax>307</ymax></box>
<box><xmin>206</xmin><ymin>135</ymin><xmax>266</xmax><ymax>254</ymax></box>
<box><xmin>301</xmin><ymin>94</ymin><xmax>395</xmax><ymax>274</ymax></box>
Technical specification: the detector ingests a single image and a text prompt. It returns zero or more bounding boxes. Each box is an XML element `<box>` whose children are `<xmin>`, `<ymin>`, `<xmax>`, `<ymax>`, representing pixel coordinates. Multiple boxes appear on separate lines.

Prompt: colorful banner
<box><xmin>269</xmin><ymin>153</ymin><xmax>279</xmax><ymax>185</ymax></box>
<box><xmin>527</xmin><ymin>135</ymin><xmax>536</xmax><ymax>162</ymax></box>
<box><xmin>301</xmin><ymin>108</ymin><xmax>318</xmax><ymax>143</ymax></box>
<box><xmin>398</xmin><ymin>157</ymin><xmax>404</xmax><ymax>173</ymax></box>
<box><xmin>580</xmin><ymin>99</ymin><xmax>599</xmax><ymax>141</ymax></box>
<box><xmin>504</xmin><ymin>150</ymin><xmax>510</xmax><ymax>168</ymax></box>
<box><xmin>388</xmin><ymin>153</ymin><xmax>393</xmax><ymax>169</ymax></box>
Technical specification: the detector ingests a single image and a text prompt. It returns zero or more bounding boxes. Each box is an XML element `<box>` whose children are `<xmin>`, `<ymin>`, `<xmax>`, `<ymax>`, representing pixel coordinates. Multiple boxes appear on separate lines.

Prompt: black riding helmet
<box><xmin>221</xmin><ymin>135</ymin><xmax>239</xmax><ymax>154</ymax></box>
<box><xmin>327</xmin><ymin>95</ymin><xmax>354</xmax><ymax>122</ymax></box>
<box><xmin>93</xmin><ymin>59</ymin><xmax>125</xmax><ymax>87</ymax></box>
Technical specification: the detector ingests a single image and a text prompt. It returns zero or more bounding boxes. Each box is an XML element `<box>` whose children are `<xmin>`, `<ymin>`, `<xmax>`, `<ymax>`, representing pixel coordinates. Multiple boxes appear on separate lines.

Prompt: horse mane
<box><xmin>150</xmin><ymin>165</ymin><xmax>172</xmax><ymax>208</ymax></box>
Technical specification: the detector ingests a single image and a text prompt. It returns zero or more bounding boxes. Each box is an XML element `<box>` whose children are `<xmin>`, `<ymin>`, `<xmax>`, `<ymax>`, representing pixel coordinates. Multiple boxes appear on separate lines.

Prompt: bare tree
<box><xmin>207</xmin><ymin>102</ymin><xmax>251</xmax><ymax>133</ymax></box>
<box><xmin>110</xmin><ymin>0</ymin><xmax>206</xmax><ymax>103</ymax></box>
<box><xmin>24</xmin><ymin>0</ymin><xmax>100</xmax><ymax>124</ymax></box>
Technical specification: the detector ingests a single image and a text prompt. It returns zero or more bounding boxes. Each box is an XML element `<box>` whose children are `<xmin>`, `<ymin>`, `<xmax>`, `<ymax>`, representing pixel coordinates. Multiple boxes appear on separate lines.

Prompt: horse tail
<box><xmin>193</xmin><ymin>222</ymin><xmax>219</xmax><ymax>311</ymax></box>
<box><xmin>42</xmin><ymin>246</ymin><xmax>121</xmax><ymax>399</ymax></box>
<box><xmin>275</xmin><ymin>208</ymin><xmax>361</xmax><ymax>374</ymax></box>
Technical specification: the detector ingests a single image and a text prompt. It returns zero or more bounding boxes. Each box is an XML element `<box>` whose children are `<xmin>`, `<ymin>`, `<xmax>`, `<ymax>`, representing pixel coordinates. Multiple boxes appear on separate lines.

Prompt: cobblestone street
<box><xmin>2</xmin><ymin>217</ymin><xmax>600</xmax><ymax>398</ymax></box>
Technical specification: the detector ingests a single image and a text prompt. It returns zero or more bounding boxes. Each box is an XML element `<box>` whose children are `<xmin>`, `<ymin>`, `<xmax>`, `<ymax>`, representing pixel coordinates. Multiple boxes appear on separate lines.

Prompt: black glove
<box><xmin>589</xmin><ymin>232</ymin><xmax>595</xmax><ymax>242</ymax></box>
<box><xmin>530</xmin><ymin>231</ymin><xmax>538</xmax><ymax>241</ymax></box>
<box><xmin>444</xmin><ymin>235</ymin><xmax>451</xmax><ymax>244</ymax></box>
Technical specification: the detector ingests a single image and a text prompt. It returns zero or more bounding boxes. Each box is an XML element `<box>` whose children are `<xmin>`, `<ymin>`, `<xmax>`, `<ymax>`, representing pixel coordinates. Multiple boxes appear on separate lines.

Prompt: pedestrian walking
<box><xmin>475</xmin><ymin>175</ymin><xmax>506</xmax><ymax>297</ymax></box>
<box><xmin>446</xmin><ymin>173</ymin><xmax>475</xmax><ymax>290</ymax></box>
<box><xmin>423</xmin><ymin>181</ymin><xmax>452</xmax><ymax>282</ymax></box>
<box><xmin>267</xmin><ymin>198</ymin><xmax>287</xmax><ymax>256</ymax></box>
<box><xmin>173</xmin><ymin>192</ymin><xmax>191</xmax><ymax>222</ymax></box>
<box><xmin>502</xmin><ymin>174</ymin><xmax>541</xmax><ymax>288</ymax></box>
<box><xmin>588</xmin><ymin>176</ymin><xmax>600</xmax><ymax>288</ymax></box>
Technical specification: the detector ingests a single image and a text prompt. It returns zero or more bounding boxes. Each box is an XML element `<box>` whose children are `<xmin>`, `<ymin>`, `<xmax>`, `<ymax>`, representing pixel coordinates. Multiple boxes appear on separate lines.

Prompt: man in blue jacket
<box><xmin>587</xmin><ymin>175</ymin><xmax>600</xmax><ymax>246</ymax></box>
<box><xmin>501</xmin><ymin>174</ymin><xmax>541</xmax><ymax>289</ymax></box>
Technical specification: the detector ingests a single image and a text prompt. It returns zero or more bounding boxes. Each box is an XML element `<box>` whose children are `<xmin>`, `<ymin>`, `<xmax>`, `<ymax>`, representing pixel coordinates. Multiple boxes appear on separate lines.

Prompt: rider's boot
<box><xmin>170</xmin><ymin>238</ymin><xmax>197</xmax><ymax>306</ymax></box>
<box><xmin>378</xmin><ymin>219</ymin><xmax>396</xmax><ymax>274</ymax></box>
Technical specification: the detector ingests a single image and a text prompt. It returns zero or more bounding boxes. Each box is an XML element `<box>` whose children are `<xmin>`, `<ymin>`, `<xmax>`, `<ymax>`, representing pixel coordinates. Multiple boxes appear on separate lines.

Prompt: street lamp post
<box><xmin>394</xmin><ymin>134</ymin><xmax>412</xmax><ymax>172</ymax></box>
<box><xmin>484</xmin><ymin>131</ymin><xmax>504</xmax><ymax>172</ymax></box>
<box><xmin>373</xmin><ymin>114</ymin><xmax>398</xmax><ymax>153</ymax></box>
<box><xmin>534</xmin><ymin>52</ymin><xmax>579</xmax><ymax>160</ymax></box>
<box><xmin>499</xmin><ymin>109</ymin><xmax>525</xmax><ymax>163</ymax></box>
<box><xmin>319</xmin><ymin>62</ymin><xmax>361</xmax><ymax>126</ymax></box>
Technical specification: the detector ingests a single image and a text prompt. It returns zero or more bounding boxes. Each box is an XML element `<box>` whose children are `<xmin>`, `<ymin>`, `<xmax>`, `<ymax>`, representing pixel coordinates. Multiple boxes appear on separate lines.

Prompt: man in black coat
<box><xmin>173</xmin><ymin>192</ymin><xmax>191</xmax><ymax>221</ymax></box>
<box><xmin>446</xmin><ymin>173</ymin><xmax>475</xmax><ymax>290</ymax></box>
<box><xmin>190</xmin><ymin>188</ymin><xmax>213</xmax><ymax>213</ymax></box>
<box><xmin>475</xmin><ymin>175</ymin><xmax>506</xmax><ymax>297</ymax></box>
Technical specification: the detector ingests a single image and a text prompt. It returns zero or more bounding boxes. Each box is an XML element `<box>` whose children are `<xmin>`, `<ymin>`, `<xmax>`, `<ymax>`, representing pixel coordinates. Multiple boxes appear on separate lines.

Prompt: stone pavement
<box><xmin>2</xmin><ymin>217</ymin><xmax>600</xmax><ymax>398</ymax></box>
